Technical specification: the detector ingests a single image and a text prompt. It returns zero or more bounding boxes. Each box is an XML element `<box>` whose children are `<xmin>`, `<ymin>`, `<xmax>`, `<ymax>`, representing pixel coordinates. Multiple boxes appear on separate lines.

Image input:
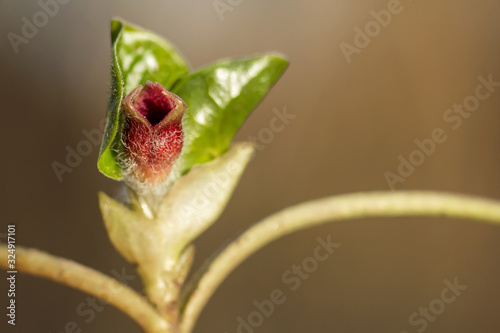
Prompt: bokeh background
<box><xmin>2</xmin><ymin>0</ymin><xmax>500</xmax><ymax>332</ymax></box>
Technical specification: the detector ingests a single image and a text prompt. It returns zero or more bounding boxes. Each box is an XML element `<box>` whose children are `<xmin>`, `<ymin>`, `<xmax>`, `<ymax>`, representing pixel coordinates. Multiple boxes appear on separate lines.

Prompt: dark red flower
<box><xmin>121</xmin><ymin>81</ymin><xmax>186</xmax><ymax>185</ymax></box>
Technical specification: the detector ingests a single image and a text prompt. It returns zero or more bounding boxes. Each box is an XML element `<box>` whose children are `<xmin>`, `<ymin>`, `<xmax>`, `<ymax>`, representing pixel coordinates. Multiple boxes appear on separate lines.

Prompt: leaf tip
<box><xmin>265</xmin><ymin>53</ymin><xmax>289</xmax><ymax>74</ymax></box>
<box><xmin>97</xmin><ymin>150</ymin><xmax>124</xmax><ymax>180</ymax></box>
<box><xmin>110</xmin><ymin>17</ymin><xmax>124</xmax><ymax>41</ymax></box>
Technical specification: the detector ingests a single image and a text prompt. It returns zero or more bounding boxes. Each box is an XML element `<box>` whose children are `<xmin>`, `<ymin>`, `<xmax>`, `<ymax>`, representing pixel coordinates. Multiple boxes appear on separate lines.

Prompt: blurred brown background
<box><xmin>2</xmin><ymin>0</ymin><xmax>500</xmax><ymax>332</ymax></box>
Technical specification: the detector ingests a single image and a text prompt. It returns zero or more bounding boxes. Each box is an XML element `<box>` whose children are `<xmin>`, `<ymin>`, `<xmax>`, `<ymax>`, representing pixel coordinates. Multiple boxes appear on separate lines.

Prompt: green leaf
<box><xmin>172</xmin><ymin>54</ymin><xmax>288</xmax><ymax>174</ymax></box>
<box><xmin>98</xmin><ymin>18</ymin><xmax>190</xmax><ymax>180</ymax></box>
<box><xmin>157</xmin><ymin>142</ymin><xmax>255</xmax><ymax>246</ymax></box>
<box><xmin>114</xmin><ymin>20</ymin><xmax>190</xmax><ymax>94</ymax></box>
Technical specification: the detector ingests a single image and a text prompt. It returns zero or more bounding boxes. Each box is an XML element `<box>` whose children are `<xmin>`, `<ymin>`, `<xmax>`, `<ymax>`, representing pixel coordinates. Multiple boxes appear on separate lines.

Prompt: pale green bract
<box><xmin>99</xmin><ymin>143</ymin><xmax>255</xmax><ymax>306</ymax></box>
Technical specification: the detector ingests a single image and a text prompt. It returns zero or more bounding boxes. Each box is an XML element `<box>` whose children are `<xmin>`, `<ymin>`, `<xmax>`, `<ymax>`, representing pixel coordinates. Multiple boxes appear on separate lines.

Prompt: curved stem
<box><xmin>0</xmin><ymin>245</ymin><xmax>170</xmax><ymax>333</ymax></box>
<box><xmin>179</xmin><ymin>191</ymin><xmax>500</xmax><ymax>332</ymax></box>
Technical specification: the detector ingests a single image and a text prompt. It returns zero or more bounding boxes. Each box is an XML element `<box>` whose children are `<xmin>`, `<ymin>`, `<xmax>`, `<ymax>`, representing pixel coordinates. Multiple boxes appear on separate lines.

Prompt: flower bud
<box><xmin>120</xmin><ymin>81</ymin><xmax>186</xmax><ymax>187</ymax></box>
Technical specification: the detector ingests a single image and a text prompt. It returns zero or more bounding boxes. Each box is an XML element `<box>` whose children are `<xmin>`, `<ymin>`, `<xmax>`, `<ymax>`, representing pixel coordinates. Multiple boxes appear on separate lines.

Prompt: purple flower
<box><xmin>121</xmin><ymin>81</ymin><xmax>187</xmax><ymax>185</ymax></box>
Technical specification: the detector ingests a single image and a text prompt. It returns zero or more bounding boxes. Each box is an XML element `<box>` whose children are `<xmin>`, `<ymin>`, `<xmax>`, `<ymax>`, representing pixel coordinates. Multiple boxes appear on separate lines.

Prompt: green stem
<box><xmin>179</xmin><ymin>191</ymin><xmax>500</xmax><ymax>332</ymax></box>
<box><xmin>0</xmin><ymin>245</ymin><xmax>170</xmax><ymax>333</ymax></box>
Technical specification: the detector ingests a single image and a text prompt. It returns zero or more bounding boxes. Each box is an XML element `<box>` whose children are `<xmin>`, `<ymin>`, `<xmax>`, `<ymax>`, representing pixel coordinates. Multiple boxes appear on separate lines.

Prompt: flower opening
<box><xmin>120</xmin><ymin>81</ymin><xmax>186</xmax><ymax>186</ymax></box>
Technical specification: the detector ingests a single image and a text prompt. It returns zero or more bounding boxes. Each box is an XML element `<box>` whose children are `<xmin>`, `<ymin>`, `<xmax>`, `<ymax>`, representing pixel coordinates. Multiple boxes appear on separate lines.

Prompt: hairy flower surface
<box><xmin>121</xmin><ymin>81</ymin><xmax>186</xmax><ymax>185</ymax></box>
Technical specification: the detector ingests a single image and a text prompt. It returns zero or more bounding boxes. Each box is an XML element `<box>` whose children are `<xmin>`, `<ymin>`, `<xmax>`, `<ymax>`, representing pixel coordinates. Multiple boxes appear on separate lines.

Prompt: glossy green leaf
<box><xmin>114</xmin><ymin>20</ymin><xmax>190</xmax><ymax>94</ymax></box>
<box><xmin>98</xmin><ymin>18</ymin><xmax>190</xmax><ymax>179</ymax></box>
<box><xmin>172</xmin><ymin>55</ymin><xmax>288</xmax><ymax>174</ymax></box>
